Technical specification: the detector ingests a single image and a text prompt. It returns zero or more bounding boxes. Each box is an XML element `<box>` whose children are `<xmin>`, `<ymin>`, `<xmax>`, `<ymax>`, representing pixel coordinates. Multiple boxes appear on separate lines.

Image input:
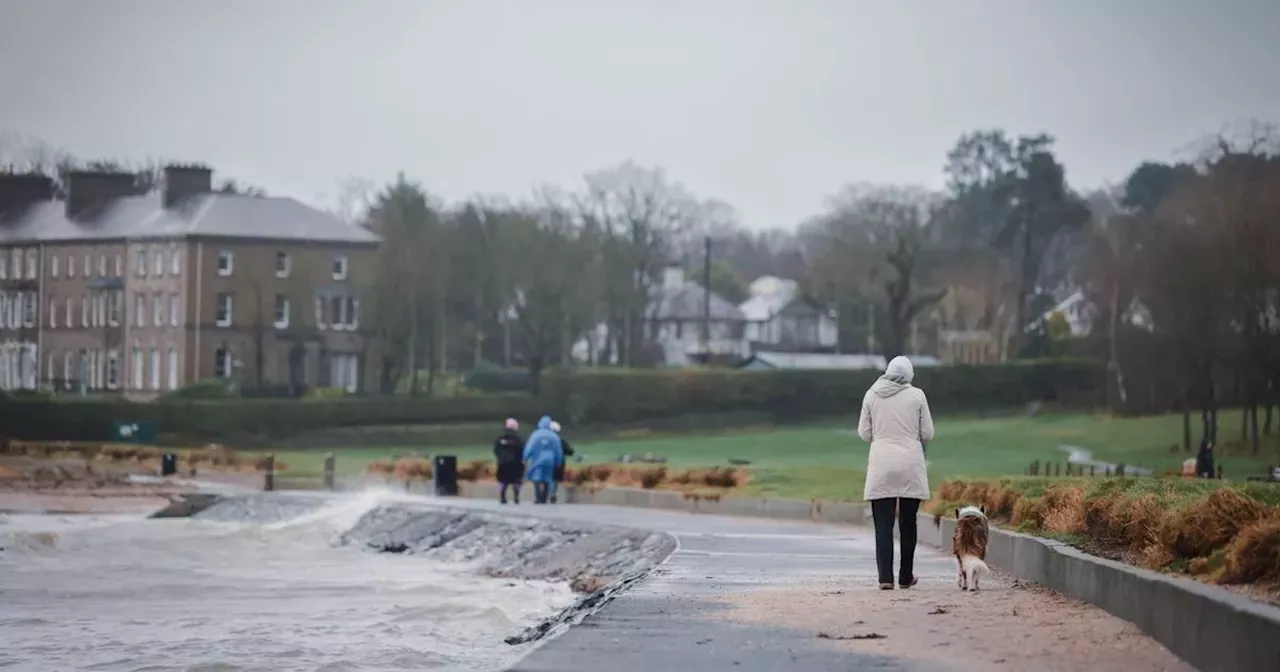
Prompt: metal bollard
<box><xmin>323</xmin><ymin>452</ymin><xmax>335</xmax><ymax>491</ymax></box>
<box><xmin>263</xmin><ymin>453</ymin><xmax>276</xmax><ymax>492</ymax></box>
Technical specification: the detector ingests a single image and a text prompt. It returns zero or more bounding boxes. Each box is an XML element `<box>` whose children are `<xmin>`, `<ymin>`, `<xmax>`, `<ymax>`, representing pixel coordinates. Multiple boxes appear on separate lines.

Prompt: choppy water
<box><xmin>0</xmin><ymin>491</ymin><xmax>577</xmax><ymax>672</ymax></box>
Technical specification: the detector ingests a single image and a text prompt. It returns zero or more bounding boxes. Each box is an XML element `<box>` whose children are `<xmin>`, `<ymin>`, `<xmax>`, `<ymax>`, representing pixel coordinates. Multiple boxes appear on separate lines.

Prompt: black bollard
<box><xmin>433</xmin><ymin>455</ymin><xmax>458</xmax><ymax>496</ymax></box>
<box><xmin>160</xmin><ymin>452</ymin><xmax>177</xmax><ymax>477</ymax></box>
<box><xmin>263</xmin><ymin>453</ymin><xmax>276</xmax><ymax>492</ymax></box>
<box><xmin>323</xmin><ymin>452</ymin><xmax>335</xmax><ymax>491</ymax></box>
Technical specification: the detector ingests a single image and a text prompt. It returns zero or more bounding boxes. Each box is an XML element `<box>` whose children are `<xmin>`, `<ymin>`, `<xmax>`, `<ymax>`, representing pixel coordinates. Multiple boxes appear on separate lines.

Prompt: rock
<box><xmin>148</xmin><ymin>493</ymin><xmax>227</xmax><ymax>518</ymax></box>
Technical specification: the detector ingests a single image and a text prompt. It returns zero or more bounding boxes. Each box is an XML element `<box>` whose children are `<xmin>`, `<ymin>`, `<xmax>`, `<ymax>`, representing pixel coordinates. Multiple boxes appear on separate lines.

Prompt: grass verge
<box><xmin>927</xmin><ymin>476</ymin><xmax>1280</xmax><ymax>591</ymax></box>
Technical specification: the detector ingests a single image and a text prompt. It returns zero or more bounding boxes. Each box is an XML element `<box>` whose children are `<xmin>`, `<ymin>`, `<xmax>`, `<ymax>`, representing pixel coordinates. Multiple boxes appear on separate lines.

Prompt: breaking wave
<box><xmin>0</xmin><ymin>489</ymin><xmax>673</xmax><ymax>672</ymax></box>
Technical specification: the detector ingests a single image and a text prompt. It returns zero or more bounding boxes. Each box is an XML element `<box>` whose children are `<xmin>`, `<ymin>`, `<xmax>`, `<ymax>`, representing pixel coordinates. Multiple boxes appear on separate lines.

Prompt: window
<box><xmin>152</xmin><ymin>292</ymin><xmax>164</xmax><ymax>327</ymax></box>
<box><xmin>95</xmin><ymin>294</ymin><xmax>105</xmax><ymax>327</ymax></box>
<box><xmin>0</xmin><ymin>253</ymin><xmax>6</xmax><ymax>279</ymax></box>
<box><xmin>149</xmin><ymin>348</ymin><xmax>161</xmax><ymax>390</ymax></box>
<box><xmin>215</xmin><ymin>293</ymin><xmax>233</xmax><ymax>326</ymax></box>
<box><xmin>134</xmin><ymin>293</ymin><xmax>145</xmax><ymax>327</ymax></box>
<box><xmin>48</xmin><ymin>297</ymin><xmax>57</xmax><ymax>328</ymax></box>
<box><xmin>348</xmin><ymin>297</ymin><xmax>360</xmax><ymax>330</ymax></box>
<box><xmin>106</xmin><ymin>350</ymin><xmax>119</xmax><ymax>390</ymax></box>
<box><xmin>136</xmin><ymin>249</ymin><xmax>147</xmax><ymax>276</ymax></box>
<box><xmin>166</xmin><ymin>347</ymin><xmax>178</xmax><ymax>389</ymax></box>
<box><xmin>82</xmin><ymin>254</ymin><xmax>90</xmax><ymax>278</ymax></box>
<box><xmin>22</xmin><ymin>293</ymin><xmax>35</xmax><ymax>328</ymax></box>
<box><xmin>217</xmin><ymin>250</ymin><xmax>234</xmax><ymax>276</ymax></box>
<box><xmin>50</xmin><ymin>255</ymin><xmax>58</xmax><ymax>278</ymax></box>
<box><xmin>67</xmin><ymin>254</ymin><xmax>76</xmax><ymax>278</ymax></box>
<box><xmin>315</xmin><ymin>297</ymin><xmax>326</xmax><ymax>329</ymax></box>
<box><xmin>108</xmin><ymin>291</ymin><xmax>122</xmax><ymax>326</ymax></box>
<box><xmin>275</xmin><ymin>251</ymin><xmax>291</xmax><ymax>278</ymax></box>
<box><xmin>26</xmin><ymin>250</ymin><xmax>37</xmax><ymax>279</ymax></box>
<box><xmin>63</xmin><ymin>352</ymin><xmax>73</xmax><ymax>390</ymax></box>
<box><xmin>330</xmin><ymin>295</ymin><xmax>343</xmax><ymax>329</ymax></box>
<box><xmin>11</xmin><ymin>250</ymin><xmax>21</xmax><ymax>279</ymax></box>
<box><xmin>332</xmin><ymin>254</ymin><xmax>348</xmax><ymax>280</ymax></box>
<box><xmin>114</xmin><ymin>254</ymin><xmax>122</xmax><ymax>277</ymax></box>
<box><xmin>132</xmin><ymin>346</ymin><xmax>143</xmax><ymax>390</ymax></box>
<box><xmin>214</xmin><ymin>347</ymin><xmax>233</xmax><ymax>378</ymax></box>
<box><xmin>65</xmin><ymin>297</ymin><xmax>73</xmax><ymax>328</ymax></box>
<box><xmin>329</xmin><ymin>353</ymin><xmax>359</xmax><ymax>393</ymax></box>
<box><xmin>171</xmin><ymin>245</ymin><xmax>181</xmax><ymax>275</ymax></box>
<box><xmin>97</xmin><ymin>253</ymin><xmax>106</xmax><ymax>277</ymax></box>
<box><xmin>273</xmin><ymin>295</ymin><xmax>290</xmax><ymax>328</ymax></box>
<box><xmin>153</xmin><ymin>248</ymin><xmax>164</xmax><ymax>277</ymax></box>
<box><xmin>169</xmin><ymin>293</ymin><xmax>181</xmax><ymax>326</ymax></box>
<box><xmin>80</xmin><ymin>294</ymin><xmax>89</xmax><ymax>328</ymax></box>
<box><xmin>47</xmin><ymin>352</ymin><xmax>56</xmax><ymax>384</ymax></box>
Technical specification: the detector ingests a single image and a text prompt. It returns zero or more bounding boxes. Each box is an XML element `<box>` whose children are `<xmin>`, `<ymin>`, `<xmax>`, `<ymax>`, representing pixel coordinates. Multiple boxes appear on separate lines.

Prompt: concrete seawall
<box><xmin>453</xmin><ymin>480</ymin><xmax>873</xmax><ymax>526</ymax></box>
<box><xmin>917</xmin><ymin>511</ymin><xmax>1280</xmax><ymax>672</ymax></box>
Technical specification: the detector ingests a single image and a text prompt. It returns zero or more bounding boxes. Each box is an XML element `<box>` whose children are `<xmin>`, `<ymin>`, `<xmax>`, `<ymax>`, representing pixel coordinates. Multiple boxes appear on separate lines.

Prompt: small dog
<box><xmin>952</xmin><ymin>505</ymin><xmax>991</xmax><ymax>591</ymax></box>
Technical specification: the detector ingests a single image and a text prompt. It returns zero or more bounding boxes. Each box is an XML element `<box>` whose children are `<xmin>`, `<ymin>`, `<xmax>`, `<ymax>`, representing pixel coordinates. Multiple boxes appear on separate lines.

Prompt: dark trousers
<box><xmin>532</xmin><ymin>481</ymin><xmax>550</xmax><ymax>504</ymax></box>
<box><xmin>499</xmin><ymin>482</ymin><xmax>521</xmax><ymax>504</ymax></box>
<box><xmin>870</xmin><ymin>497</ymin><xmax>921</xmax><ymax>585</ymax></box>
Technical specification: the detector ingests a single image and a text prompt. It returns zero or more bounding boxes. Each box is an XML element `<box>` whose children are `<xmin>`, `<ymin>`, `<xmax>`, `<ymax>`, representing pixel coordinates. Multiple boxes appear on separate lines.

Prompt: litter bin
<box><xmin>433</xmin><ymin>455</ymin><xmax>458</xmax><ymax>497</ymax></box>
<box><xmin>160</xmin><ymin>452</ymin><xmax>177</xmax><ymax>476</ymax></box>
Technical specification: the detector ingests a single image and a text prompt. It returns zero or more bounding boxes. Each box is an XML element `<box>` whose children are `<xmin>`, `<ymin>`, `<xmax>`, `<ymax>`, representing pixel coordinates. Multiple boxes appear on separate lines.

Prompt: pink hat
<box><xmin>505</xmin><ymin>418</ymin><xmax>519</xmax><ymax>430</ymax></box>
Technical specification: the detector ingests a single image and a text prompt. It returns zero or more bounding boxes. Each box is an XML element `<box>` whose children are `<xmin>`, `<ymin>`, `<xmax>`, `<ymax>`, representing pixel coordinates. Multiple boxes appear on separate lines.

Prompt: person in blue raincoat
<box><xmin>522</xmin><ymin>415</ymin><xmax>564</xmax><ymax>504</ymax></box>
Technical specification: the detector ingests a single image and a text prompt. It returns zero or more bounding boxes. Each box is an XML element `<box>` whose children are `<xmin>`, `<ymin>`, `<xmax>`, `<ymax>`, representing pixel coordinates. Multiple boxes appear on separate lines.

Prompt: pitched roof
<box><xmin>0</xmin><ymin>193</ymin><xmax>379</xmax><ymax>244</ymax></box>
<box><xmin>738</xmin><ymin>352</ymin><xmax>942</xmax><ymax>371</ymax></box>
<box><xmin>646</xmin><ymin>282</ymin><xmax>744</xmax><ymax>321</ymax></box>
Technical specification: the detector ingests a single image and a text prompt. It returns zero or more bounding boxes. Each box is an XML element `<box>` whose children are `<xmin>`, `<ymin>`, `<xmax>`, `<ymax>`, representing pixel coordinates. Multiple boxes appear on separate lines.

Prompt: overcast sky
<box><xmin>1</xmin><ymin>0</ymin><xmax>1277</xmax><ymax>228</ymax></box>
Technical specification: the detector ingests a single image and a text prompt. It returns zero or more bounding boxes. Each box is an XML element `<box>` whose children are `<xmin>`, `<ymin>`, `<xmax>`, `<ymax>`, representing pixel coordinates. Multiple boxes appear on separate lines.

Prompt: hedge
<box><xmin>0</xmin><ymin>359</ymin><xmax>1103</xmax><ymax>443</ymax></box>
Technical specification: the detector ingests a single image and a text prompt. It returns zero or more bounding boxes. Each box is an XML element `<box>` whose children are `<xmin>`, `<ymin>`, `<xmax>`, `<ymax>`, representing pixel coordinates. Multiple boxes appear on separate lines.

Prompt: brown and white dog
<box><xmin>953</xmin><ymin>505</ymin><xmax>991</xmax><ymax>591</ymax></box>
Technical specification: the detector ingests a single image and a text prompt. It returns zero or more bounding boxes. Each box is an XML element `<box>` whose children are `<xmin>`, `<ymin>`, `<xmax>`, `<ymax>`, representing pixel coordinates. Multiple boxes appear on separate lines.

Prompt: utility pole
<box><xmin>701</xmin><ymin>236</ymin><xmax>711</xmax><ymax>360</ymax></box>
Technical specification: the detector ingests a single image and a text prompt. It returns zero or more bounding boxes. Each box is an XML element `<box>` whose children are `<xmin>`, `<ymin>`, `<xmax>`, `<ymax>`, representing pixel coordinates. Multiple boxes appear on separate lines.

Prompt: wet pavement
<box><xmin>436</xmin><ymin>498</ymin><xmax>1191</xmax><ymax>672</ymax></box>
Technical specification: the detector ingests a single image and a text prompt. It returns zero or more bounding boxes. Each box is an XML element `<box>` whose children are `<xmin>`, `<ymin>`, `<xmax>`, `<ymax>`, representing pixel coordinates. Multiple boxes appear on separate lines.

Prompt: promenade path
<box><xmin>438</xmin><ymin>498</ymin><xmax>1195</xmax><ymax>672</ymax></box>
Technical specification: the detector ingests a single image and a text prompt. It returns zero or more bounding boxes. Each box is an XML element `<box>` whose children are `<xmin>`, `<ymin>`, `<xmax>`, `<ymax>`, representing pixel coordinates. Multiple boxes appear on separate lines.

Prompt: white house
<box><xmin>572</xmin><ymin>264</ymin><xmax>748</xmax><ymax>367</ymax></box>
<box><xmin>1028</xmin><ymin>289</ymin><xmax>1154</xmax><ymax>336</ymax></box>
<box><xmin>739</xmin><ymin>276</ymin><xmax>839</xmax><ymax>350</ymax></box>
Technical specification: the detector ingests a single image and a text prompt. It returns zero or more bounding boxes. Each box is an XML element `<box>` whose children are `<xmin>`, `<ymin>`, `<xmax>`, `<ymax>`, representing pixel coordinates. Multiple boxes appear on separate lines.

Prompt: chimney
<box><xmin>662</xmin><ymin>262</ymin><xmax>685</xmax><ymax>291</ymax></box>
<box><xmin>0</xmin><ymin>172</ymin><xmax>55</xmax><ymax>216</ymax></box>
<box><xmin>65</xmin><ymin>171</ymin><xmax>141</xmax><ymax>218</ymax></box>
<box><xmin>163</xmin><ymin>164</ymin><xmax>212</xmax><ymax>207</ymax></box>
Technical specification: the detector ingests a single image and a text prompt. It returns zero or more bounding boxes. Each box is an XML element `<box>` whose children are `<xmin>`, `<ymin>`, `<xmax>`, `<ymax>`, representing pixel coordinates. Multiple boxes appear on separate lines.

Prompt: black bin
<box><xmin>160</xmin><ymin>452</ymin><xmax>177</xmax><ymax>476</ymax></box>
<box><xmin>433</xmin><ymin>455</ymin><xmax>458</xmax><ymax>496</ymax></box>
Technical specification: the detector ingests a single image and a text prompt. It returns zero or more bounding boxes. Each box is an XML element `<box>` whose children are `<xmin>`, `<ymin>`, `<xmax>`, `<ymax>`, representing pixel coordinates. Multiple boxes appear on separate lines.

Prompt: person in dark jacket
<box><xmin>549</xmin><ymin>420</ymin><xmax>575</xmax><ymax>504</ymax></box>
<box><xmin>494</xmin><ymin>418</ymin><xmax>525</xmax><ymax>504</ymax></box>
<box><xmin>1195</xmin><ymin>438</ymin><xmax>1216</xmax><ymax>479</ymax></box>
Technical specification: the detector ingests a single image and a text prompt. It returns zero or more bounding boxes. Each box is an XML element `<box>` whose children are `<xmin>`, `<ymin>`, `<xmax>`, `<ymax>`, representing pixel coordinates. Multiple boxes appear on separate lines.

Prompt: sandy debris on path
<box><xmin>709</xmin><ymin>573</ymin><xmax>1194</xmax><ymax>672</ymax></box>
<box><xmin>0</xmin><ymin>491</ymin><xmax>174</xmax><ymax>514</ymax></box>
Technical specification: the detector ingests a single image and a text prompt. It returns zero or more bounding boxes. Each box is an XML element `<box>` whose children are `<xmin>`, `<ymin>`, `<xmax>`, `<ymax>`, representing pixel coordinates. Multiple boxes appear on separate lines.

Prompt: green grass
<box><xmin>256</xmin><ymin>410</ymin><xmax>1280</xmax><ymax>501</ymax></box>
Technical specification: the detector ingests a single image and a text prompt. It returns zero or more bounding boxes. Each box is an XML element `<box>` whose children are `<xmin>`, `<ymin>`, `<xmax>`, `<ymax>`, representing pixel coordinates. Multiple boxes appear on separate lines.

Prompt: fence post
<box><xmin>1117</xmin><ymin>463</ymin><xmax>1126</xmax><ymax>477</ymax></box>
<box><xmin>1217</xmin><ymin>465</ymin><xmax>1224</xmax><ymax>480</ymax></box>
<box><xmin>323</xmin><ymin>452</ymin><xmax>335</xmax><ymax>491</ymax></box>
<box><xmin>263</xmin><ymin>453</ymin><xmax>275</xmax><ymax>492</ymax></box>
<box><xmin>1033</xmin><ymin>460</ymin><xmax>1041</xmax><ymax>476</ymax></box>
<box><xmin>1090</xmin><ymin>465</ymin><xmax>1096</xmax><ymax>477</ymax></box>
<box><xmin>1054</xmin><ymin>462</ymin><xmax>1060</xmax><ymax>477</ymax></box>
<box><xmin>1105</xmin><ymin>465</ymin><xmax>1112</xmax><ymax>477</ymax></box>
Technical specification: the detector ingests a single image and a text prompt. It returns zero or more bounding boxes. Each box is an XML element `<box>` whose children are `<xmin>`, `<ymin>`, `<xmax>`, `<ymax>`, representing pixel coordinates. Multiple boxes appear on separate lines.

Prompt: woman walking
<box><xmin>523</xmin><ymin>415</ymin><xmax>564</xmax><ymax>505</ymax></box>
<box><xmin>493</xmin><ymin>418</ymin><xmax>525</xmax><ymax>504</ymax></box>
<box><xmin>858</xmin><ymin>356</ymin><xmax>934</xmax><ymax>590</ymax></box>
<box><xmin>548</xmin><ymin>421</ymin><xmax>575</xmax><ymax>504</ymax></box>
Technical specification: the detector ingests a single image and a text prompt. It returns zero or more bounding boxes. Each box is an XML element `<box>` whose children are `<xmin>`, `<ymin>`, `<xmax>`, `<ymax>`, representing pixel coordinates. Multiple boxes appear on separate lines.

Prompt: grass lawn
<box><xmin>258</xmin><ymin>410</ymin><xmax>1280</xmax><ymax>501</ymax></box>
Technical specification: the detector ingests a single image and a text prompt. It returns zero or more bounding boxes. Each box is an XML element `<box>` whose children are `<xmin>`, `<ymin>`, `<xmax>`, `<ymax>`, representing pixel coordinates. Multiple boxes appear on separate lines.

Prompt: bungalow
<box><xmin>739</xmin><ymin>276</ymin><xmax>839</xmax><ymax>352</ymax></box>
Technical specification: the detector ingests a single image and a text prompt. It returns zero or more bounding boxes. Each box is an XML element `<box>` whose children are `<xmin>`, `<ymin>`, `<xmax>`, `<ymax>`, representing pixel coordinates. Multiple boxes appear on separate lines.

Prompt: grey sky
<box><xmin>2</xmin><ymin>0</ymin><xmax>1277</xmax><ymax>229</ymax></box>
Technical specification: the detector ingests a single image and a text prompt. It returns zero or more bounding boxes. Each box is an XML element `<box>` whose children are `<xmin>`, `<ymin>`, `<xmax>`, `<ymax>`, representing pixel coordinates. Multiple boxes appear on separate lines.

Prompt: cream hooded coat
<box><xmin>859</xmin><ymin>356</ymin><xmax>934</xmax><ymax>501</ymax></box>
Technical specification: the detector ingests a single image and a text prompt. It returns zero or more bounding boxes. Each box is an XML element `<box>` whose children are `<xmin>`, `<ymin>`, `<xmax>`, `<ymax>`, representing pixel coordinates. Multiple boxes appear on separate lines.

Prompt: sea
<box><xmin>0</xmin><ymin>491</ymin><xmax>578</xmax><ymax>672</ymax></box>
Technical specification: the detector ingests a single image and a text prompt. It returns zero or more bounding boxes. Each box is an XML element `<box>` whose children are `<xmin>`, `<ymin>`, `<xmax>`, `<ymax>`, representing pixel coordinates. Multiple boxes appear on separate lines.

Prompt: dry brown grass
<box><xmin>457</xmin><ymin>459</ymin><xmax>494</xmax><ymax>481</ymax></box>
<box><xmin>1042</xmin><ymin>487</ymin><xmax>1086</xmax><ymax>534</ymax></box>
<box><xmin>391</xmin><ymin>458</ymin><xmax>433</xmax><ymax>483</ymax></box>
<box><xmin>1220</xmin><ymin>518</ymin><xmax>1280</xmax><ymax>584</ymax></box>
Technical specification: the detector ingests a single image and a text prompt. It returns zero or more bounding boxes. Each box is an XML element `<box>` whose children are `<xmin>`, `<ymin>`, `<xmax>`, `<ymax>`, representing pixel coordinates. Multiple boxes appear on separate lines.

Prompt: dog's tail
<box><xmin>960</xmin><ymin>554</ymin><xmax>990</xmax><ymax>577</ymax></box>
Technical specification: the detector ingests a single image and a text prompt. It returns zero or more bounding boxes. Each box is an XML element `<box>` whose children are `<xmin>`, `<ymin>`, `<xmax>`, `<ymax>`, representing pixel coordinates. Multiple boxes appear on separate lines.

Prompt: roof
<box><xmin>647</xmin><ymin>282</ymin><xmax>744</xmax><ymax>321</ymax></box>
<box><xmin>738</xmin><ymin>352</ymin><xmax>942</xmax><ymax>371</ymax></box>
<box><xmin>0</xmin><ymin>193</ymin><xmax>380</xmax><ymax>245</ymax></box>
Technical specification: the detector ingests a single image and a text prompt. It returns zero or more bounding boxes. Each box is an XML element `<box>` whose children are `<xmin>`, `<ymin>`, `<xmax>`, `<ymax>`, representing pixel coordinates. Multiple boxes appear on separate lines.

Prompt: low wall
<box><xmin>917</xmin><ymin>512</ymin><xmax>1280</xmax><ymax>672</ymax></box>
<box><xmin>456</xmin><ymin>480</ymin><xmax>871</xmax><ymax>526</ymax></box>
